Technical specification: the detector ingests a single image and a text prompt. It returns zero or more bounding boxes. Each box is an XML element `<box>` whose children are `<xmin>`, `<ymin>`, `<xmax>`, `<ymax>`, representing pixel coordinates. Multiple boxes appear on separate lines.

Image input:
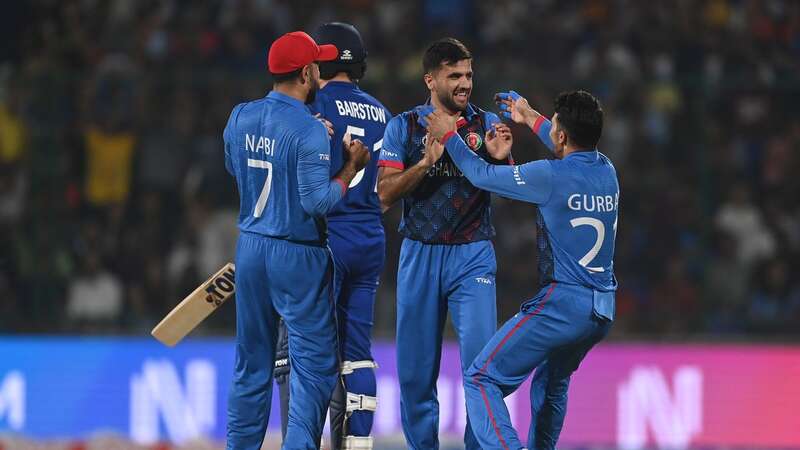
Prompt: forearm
<box><xmin>333</xmin><ymin>161</ymin><xmax>358</xmax><ymax>189</ymax></box>
<box><xmin>302</xmin><ymin>162</ymin><xmax>358</xmax><ymax>216</ymax></box>
<box><xmin>299</xmin><ymin>180</ymin><xmax>345</xmax><ymax>217</ymax></box>
<box><xmin>443</xmin><ymin>132</ymin><xmax>550</xmax><ymax>204</ymax></box>
<box><xmin>377</xmin><ymin>160</ymin><xmax>431</xmax><ymax>207</ymax></box>
<box><xmin>527</xmin><ymin>113</ymin><xmax>555</xmax><ymax>152</ymax></box>
<box><xmin>298</xmin><ymin>162</ymin><xmax>352</xmax><ymax>218</ymax></box>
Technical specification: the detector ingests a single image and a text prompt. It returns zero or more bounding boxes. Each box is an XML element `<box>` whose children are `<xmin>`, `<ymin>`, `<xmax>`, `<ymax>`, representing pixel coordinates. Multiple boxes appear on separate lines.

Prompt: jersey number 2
<box><xmin>247</xmin><ymin>158</ymin><xmax>272</xmax><ymax>218</ymax></box>
<box><xmin>570</xmin><ymin>217</ymin><xmax>617</xmax><ymax>273</ymax></box>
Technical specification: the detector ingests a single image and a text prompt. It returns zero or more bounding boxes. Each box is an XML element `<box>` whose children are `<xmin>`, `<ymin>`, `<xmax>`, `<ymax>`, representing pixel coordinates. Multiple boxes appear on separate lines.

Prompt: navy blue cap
<box><xmin>314</xmin><ymin>22</ymin><xmax>366</xmax><ymax>64</ymax></box>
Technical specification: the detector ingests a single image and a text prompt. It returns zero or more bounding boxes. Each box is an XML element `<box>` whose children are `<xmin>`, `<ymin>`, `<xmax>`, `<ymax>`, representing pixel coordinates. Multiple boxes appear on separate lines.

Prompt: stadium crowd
<box><xmin>0</xmin><ymin>0</ymin><xmax>798</xmax><ymax>338</ymax></box>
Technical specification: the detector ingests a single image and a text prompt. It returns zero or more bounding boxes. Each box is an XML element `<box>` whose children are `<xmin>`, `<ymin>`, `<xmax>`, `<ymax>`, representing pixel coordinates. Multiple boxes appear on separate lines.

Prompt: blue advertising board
<box><xmin>0</xmin><ymin>336</ymin><xmax>469</xmax><ymax>445</ymax></box>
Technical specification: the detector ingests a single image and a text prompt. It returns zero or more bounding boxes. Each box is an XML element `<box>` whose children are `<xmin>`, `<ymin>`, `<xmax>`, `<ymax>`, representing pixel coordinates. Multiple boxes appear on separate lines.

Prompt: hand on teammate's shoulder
<box><xmin>424</xmin><ymin>109</ymin><xmax>458</xmax><ymax>142</ymax></box>
<box><xmin>313</xmin><ymin>113</ymin><xmax>334</xmax><ymax>137</ymax></box>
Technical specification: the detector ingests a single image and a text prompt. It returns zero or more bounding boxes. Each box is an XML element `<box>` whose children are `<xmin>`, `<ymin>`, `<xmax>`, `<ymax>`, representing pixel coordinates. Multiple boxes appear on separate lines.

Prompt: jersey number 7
<box><xmin>248</xmin><ymin>158</ymin><xmax>273</xmax><ymax>217</ymax></box>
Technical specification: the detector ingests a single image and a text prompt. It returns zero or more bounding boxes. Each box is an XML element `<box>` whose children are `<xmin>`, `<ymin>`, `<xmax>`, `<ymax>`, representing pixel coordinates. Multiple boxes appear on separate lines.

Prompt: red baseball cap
<box><xmin>268</xmin><ymin>31</ymin><xmax>339</xmax><ymax>74</ymax></box>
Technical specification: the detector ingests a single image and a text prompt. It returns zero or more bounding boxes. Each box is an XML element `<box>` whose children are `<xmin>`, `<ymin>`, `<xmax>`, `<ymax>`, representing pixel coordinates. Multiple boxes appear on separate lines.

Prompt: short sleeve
<box><xmin>378</xmin><ymin>114</ymin><xmax>408</xmax><ymax>170</ymax></box>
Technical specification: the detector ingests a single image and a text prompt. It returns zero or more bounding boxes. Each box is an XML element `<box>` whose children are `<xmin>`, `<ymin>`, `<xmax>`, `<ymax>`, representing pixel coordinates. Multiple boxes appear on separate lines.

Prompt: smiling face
<box><xmin>425</xmin><ymin>58</ymin><xmax>472</xmax><ymax>113</ymax></box>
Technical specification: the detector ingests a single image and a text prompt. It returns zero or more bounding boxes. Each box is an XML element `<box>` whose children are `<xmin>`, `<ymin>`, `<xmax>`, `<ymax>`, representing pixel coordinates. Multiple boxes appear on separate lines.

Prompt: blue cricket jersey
<box><xmin>224</xmin><ymin>91</ymin><xmax>346</xmax><ymax>246</ymax></box>
<box><xmin>442</xmin><ymin>117</ymin><xmax>619</xmax><ymax>291</ymax></box>
<box><xmin>311</xmin><ymin>81</ymin><xmax>390</xmax><ymax>225</ymax></box>
<box><xmin>378</xmin><ymin>103</ymin><xmax>509</xmax><ymax>244</ymax></box>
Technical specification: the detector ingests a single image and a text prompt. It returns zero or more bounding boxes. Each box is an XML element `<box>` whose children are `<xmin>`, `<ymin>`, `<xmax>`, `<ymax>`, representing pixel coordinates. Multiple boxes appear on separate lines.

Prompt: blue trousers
<box><xmin>464</xmin><ymin>282</ymin><xmax>612</xmax><ymax>450</ymax></box>
<box><xmin>396</xmin><ymin>238</ymin><xmax>498</xmax><ymax>450</ymax></box>
<box><xmin>329</xmin><ymin>222</ymin><xmax>385</xmax><ymax>437</ymax></box>
<box><xmin>226</xmin><ymin>233</ymin><xmax>337</xmax><ymax>450</ymax></box>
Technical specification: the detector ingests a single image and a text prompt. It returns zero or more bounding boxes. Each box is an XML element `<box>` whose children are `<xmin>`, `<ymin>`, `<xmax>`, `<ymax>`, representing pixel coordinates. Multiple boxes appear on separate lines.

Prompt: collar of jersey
<box><xmin>322</xmin><ymin>80</ymin><xmax>358</xmax><ymax>91</ymax></box>
<box><xmin>564</xmin><ymin>149</ymin><xmax>599</xmax><ymax>160</ymax></box>
<box><xmin>267</xmin><ymin>91</ymin><xmax>308</xmax><ymax>111</ymax></box>
<box><xmin>421</xmin><ymin>98</ymin><xmax>479</xmax><ymax>122</ymax></box>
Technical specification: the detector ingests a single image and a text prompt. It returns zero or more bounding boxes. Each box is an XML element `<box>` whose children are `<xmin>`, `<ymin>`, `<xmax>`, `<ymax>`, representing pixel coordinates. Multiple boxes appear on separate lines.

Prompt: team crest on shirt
<box><xmin>465</xmin><ymin>132</ymin><xmax>482</xmax><ymax>150</ymax></box>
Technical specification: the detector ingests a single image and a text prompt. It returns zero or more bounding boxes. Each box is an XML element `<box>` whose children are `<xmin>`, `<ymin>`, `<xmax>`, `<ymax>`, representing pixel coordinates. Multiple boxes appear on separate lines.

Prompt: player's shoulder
<box><xmin>224</xmin><ymin>101</ymin><xmax>253</xmax><ymax>139</ymax></box>
<box><xmin>393</xmin><ymin>108</ymin><xmax>421</xmax><ymax>124</ymax></box>
<box><xmin>229</xmin><ymin>97</ymin><xmax>273</xmax><ymax>125</ymax></box>
<box><xmin>226</xmin><ymin>101</ymin><xmax>249</xmax><ymax>124</ymax></box>
<box><xmin>298</xmin><ymin>112</ymin><xmax>330</xmax><ymax>146</ymax></box>
<box><xmin>384</xmin><ymin>110</ymin><xmax>412</xmax><ymax>130</ymax></box>
<box><xmin>237</xmin><ymin>96</ymin><xmax>270</xmax><ymax>114</ymax></box>
<box><xmin>597</xmin><ymin>151</ymin><xmax>615</xmax><ymax>167</ymax></box>
<box><xmin>358</xmin><ymin>90</ymin><xmax>391</xmax><ymax>115</ymax></box>
<box><xmin>547</xmin><ymin>155</ymin><xmax>572</xmax><ymax>173</ymax></box>
<box><xmin>597</xmin><ymin>151</ymin><xmax>619</xmax><ymax>180</ymax></box>
<box><xmin>387</xmin><ymin>103</ymin><xmax>430</xmax><ymax>133</ymax></box>
<box><xmin>380</xmin><ymin>109</ymin><xmax>419</xmax><ymax>153</ymax></box>
<box><xmin>385</xmin><ymin>109</ymin><xmax>421</xmax><ymax>139</ymax></box>
<box><xmin>302</xmin><ymin>113</ymin><xmax>328</xmax><ymax>136</ymax></box>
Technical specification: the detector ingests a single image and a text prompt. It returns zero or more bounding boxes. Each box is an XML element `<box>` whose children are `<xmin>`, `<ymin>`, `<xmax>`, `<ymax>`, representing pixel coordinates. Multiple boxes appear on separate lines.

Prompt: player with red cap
<box><xmin>224</xmin><ymin>31</ymin><xmax>370</xmax><ymax>450</ymax></box>
<box><xmin>267</xmin><ymin>31</ymin><xmax>339</xmax><ymax>76</ymax></box>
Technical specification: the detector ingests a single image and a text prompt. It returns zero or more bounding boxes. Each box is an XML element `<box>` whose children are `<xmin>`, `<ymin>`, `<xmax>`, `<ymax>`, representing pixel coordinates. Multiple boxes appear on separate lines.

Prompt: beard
<box><xmin>436</xmin><ymin>87</ymin><xmax>469</xmax><ymax>113</ymax></box>
<box><xmin>305</xmin><ymin>77</ymin><xmax>319</xmax><ymax>104</ymax></box>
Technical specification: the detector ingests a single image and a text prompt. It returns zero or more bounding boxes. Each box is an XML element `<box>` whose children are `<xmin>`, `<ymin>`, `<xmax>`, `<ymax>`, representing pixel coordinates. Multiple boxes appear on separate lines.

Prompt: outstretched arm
<box><xmin>440</xmin><ymin>130</ymin><xmax>552</xmax><ymax>204</ymax></box>
<box><xmin>423</xmin><ymin>107</ymin><xmax>553</xmax><ymax>204</ymax></box>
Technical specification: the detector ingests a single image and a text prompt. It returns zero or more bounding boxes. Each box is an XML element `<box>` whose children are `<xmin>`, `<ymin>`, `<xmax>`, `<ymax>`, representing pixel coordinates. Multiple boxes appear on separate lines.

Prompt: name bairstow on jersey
<box><xmin>334</xmin><ymin>100</ymin><xmax>387</xmax><ymax>123</ymax></box>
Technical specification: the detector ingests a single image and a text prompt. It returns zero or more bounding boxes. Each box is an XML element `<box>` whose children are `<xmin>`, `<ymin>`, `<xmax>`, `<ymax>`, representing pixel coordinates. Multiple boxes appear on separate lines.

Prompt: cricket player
<box><xmin>423</xmin><ymin>89</ymin><xmax>617</xmax><ymax>450</ymax></box>
<box><xmin>274</xmin><ymin>22</ymin><xmax>390</xmax><ymax>450</ymax></box>
<box><xmin>223</xmin><ymin>31</ymin><xmax>370</xmax><ymax>450</ymax></box>
<box><xmin>376</xmin><ymin>38</ymin><xmax>513</xmax><ymax>449</ymax></box>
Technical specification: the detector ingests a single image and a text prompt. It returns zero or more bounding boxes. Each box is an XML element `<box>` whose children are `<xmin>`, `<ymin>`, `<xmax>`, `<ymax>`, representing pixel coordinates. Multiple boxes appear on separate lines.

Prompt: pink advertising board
<box><xmin>2</xmin><ymin>338</ymin><xmax>798</xmax><ymax>446</ymax></box>
<box><xmin>369</xmin><ymin>343</ymin><xmax>800</xmax><ymax>448</ymax></box>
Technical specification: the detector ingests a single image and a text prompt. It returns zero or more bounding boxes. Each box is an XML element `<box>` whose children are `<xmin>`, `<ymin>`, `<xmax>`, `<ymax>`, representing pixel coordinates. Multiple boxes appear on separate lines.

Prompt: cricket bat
<box><xmin>151</xmin><ymin>262</ymin><xmax>236</xmax><ymax>347</ymax></box>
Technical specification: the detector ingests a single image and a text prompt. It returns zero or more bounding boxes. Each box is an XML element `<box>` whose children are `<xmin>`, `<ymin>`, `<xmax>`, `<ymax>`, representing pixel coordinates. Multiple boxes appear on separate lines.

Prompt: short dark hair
<box><xmin>319</xmin><ymin>62</ymin><xmax>366</xmax><ymax>81</ymax></box>
<box><xmin>423</xmin><ymin>38</ymin><xmax>472</xmax><ymax>73</ymax></box>
<box><xmin>271</xmin><ymin>69</ymin><xmax>303</xmax><ymax>84</ymax></box>
<box><xmin>553</xmin><ymin>90</ymin><xmax>603</xmax><ymax>149</ymax></box>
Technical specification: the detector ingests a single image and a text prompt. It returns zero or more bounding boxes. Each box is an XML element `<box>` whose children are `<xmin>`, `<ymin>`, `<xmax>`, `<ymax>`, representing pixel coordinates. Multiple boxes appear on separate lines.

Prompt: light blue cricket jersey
<box><xmin>224</xmin><ymin>91</ymin><xmax>346</xmax><ymax>245</ymax></box>
<box><xmin>442</xmin><ymin>117</ymin><xmax>619</xmax><ymax>292</ymax></box>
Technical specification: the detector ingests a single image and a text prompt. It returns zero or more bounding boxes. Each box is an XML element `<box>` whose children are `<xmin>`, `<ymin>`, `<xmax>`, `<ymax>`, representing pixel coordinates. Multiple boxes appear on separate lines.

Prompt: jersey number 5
<box><xmin>247</xmin><ymin>158</ymin><xmax>272</xmax><ymax>218</ymax></box>
<box><xmin>345</xmin><ymin>125</ymin><xmax>382</xmax><ymax>191</ymax></box>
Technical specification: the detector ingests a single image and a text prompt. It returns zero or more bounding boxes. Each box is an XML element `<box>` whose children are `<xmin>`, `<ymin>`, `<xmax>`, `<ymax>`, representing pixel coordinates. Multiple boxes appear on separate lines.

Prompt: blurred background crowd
<box><xmin>0</xmin><ymin>0</ymin><xmax>798</xmax><ymax>339</ymax></box>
